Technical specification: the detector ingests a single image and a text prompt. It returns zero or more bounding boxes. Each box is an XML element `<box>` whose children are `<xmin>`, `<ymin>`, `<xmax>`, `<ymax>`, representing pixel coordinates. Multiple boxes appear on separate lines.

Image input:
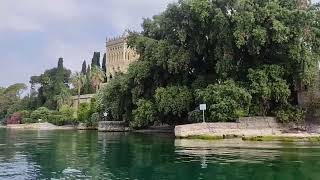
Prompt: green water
<box><xmin>1</xmin><ymin>129</ymin><xmax>320</xmax><ymax>180</ymax></box>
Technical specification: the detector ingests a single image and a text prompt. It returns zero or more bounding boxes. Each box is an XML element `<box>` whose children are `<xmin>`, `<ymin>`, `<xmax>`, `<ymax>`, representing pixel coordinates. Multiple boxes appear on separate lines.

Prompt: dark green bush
<box><xmin>155</xmin><ymin>86</ymin><xmax>193</xmax><ymax>124</ymax></box>
<box><xmin>248</xmin><ymin>65</ymin><xmax>291</xmax><ymax>116</ymax></box>
<box><xmin>48</xmin><ymin>113</ymin><xmax>64</xmax><ymax>126</ymax></box>
<box><xmin>188</xmin><ymin>110</ymin><xmax>203</xmax><ymax>123</ymax></box>
<box><xmin>89</xmin><ymin>112</ymin><xmax>100</xmax><ymax>127</ymax></box>
<box><xmin>77</xmin><ymin>103</ymin><xmax>91</xmax><ymax>122</ymax></box>
<box><xmin>30</xmin><ymin>107</ymin><xmax>52</xmax><ymax>122</ymax></box>
<box><xmin>21</xmin><ymin>118</ymin><xmax>37</xmax><ymax>124</ymax></box>
<box><xmin>19</xmin><ymin>110</ymin><xmax>30</xmax><ymax>119</ymax></box>
<box><xmin>276</xmin><ymin>106</ymin><xmax>305</xmax><ymax>123</ymax></box>
<box><xmin>196</xmin><ymin>80</ymin><xmax>251</xmax><ymax>122</ymax></box>
<box><xmin>59</xmin><ymin>105</ymin><xmax>76</xmax><ymax>125</ymax></box>
<box><xmin>131</xmin><ymin>99</ymin><xmax>157</xmax><ymax>129</ymax></box>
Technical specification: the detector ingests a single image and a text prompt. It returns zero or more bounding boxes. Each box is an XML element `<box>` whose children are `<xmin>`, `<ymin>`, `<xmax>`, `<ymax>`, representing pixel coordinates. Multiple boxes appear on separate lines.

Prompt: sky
<box><xmin>0</xmin><ymin>0</ymin><xmax>175</xmax><ymax>87</ymax></box>
<box><xmin>0</xmin><ymin>0</ymin><xmax>319</xmax><ymax>88</ymax></box>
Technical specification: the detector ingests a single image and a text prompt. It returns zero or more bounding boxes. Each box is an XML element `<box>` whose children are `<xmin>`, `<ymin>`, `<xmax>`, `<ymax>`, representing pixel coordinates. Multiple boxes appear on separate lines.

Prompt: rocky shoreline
<box><xmin>5</xmin><ymin>123</ymin><xmax>76</xmax><ymax>130</ymax></box>
<box><xmin>4</xmin><ymin>117</ymin><xmax>320</xmax><ymax>142</ymax></box>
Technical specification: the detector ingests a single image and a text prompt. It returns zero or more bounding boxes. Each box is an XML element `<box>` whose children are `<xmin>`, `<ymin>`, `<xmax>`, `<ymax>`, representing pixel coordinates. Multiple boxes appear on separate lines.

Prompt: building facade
<box><xmin>106</xmin><ymin>35</ymin><xmax>139</xmax><ymax>81</ymax></box>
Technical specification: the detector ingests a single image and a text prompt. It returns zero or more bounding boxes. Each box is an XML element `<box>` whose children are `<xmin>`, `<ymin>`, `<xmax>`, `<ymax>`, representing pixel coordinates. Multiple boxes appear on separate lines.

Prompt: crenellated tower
<box><xmin>105</xmin><ymin>35</ymin><xmax>139</xmax><ymax>81</ymax></box>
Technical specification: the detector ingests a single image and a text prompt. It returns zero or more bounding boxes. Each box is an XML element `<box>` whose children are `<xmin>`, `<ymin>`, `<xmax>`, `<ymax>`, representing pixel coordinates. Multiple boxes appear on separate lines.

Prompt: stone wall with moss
<box><xmin>175</xmin><ymin>117</ymin><xmax>282</xmax><ymax>137</ymax></box>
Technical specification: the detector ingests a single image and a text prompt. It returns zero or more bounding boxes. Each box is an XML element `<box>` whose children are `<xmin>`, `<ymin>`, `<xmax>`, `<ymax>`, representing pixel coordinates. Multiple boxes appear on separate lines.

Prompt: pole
<box><xmin>202</xmin><ymin>110</ymin><xmax>205</xmax><ymax>123</ymax></box>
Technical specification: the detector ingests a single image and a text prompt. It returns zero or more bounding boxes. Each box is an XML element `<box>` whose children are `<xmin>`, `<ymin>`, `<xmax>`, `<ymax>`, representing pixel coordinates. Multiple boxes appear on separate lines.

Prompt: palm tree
<box><xmin>90</xmin><ymin>66</ymin><xmax>106</xmax><ymax>93</ymax></box>
<box><xmin>55</xmin><ymin>86</ymin><xmax>72</xmax><ymax>109</ymax></box>
<box><xmin>71</xmin><ymin>72</ymin><xmax>86</xmax><ymax>107</ymax></box>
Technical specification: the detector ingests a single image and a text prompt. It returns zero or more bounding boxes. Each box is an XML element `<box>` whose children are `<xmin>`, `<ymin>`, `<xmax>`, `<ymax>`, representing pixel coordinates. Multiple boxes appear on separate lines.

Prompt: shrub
<box><xmin>188</xmin><ymin>110</ymin><xmax>203</xmax><ymax>123</ymax></box>
<box><xmin>59</xmin><ymin>105</ymin><xmax>76</xmax><ymax>124</ymax></box>
<box><xmin>247</xmin><ymin>65</ymin><xmax>290</xmax><ymax>116</ymax></box>
<box><xmin>155</xmin><ymin>86</ymin><xmax>193</xmax><ymax>124</ymax></box>
<box><xmin>89</xmin><ymin>112</ymin><xmax>100</xmax><ymax>127</ymax></box>
<box><xmin>19</xmin><ymin>110</ymin><xmax>30</xmax><ymax>119</ymax></box>
<box><xmin>77</xmin><ymin>103</ymin><xmax>91</xmax><ymax>122</ymax></box>
<box><xmin>131</xmin><ymin>99</ymin><xmax>157</xmax><ymax>129</ymax></box>
<box><xmin>48</xmin><ymin>113</ymin><xmax>64</xmax><ymax>126</ymax></box>
<box><xmin>276</xmin><ymin>106</ymin><xmax>305</xmax><ymax>123</ymax></box>
<box><xmin>21</xmin><ymin>118</ymin><xmax>37</xmax><ymax>124</ymax></box>
<box><xmin>30</xmin><ymin>107</ymin><xmax>52</xmax><ymax>122</ymax></box>
<box><xmin>7</xmin><ymin>112</ymin><xmax>22</xmax><ymax>124</ymax></box>
<box><xmin>197</xmin><ymin>80</ymin><xmax>251</xmax><ymax>122</ymax></box>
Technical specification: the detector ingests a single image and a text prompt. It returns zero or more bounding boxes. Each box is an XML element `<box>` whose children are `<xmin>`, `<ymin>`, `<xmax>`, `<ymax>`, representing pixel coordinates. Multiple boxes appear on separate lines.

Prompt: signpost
<box><xmin>199</xmin><ymin>104</ymin><xmax>206</xmax><ymax>123</ymax></box>
<box><xmin>103</xmin><ymin>112</ymin><xmax>108</xmax><ymax>121</ymax></box>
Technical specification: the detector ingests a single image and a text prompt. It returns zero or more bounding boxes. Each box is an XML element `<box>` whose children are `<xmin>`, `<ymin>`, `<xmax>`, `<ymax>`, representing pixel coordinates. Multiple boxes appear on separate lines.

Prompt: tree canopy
<box><xmin>96</xmin><ymin>0</ymin><xmax>320</xmax><ymax>126</ymax></box>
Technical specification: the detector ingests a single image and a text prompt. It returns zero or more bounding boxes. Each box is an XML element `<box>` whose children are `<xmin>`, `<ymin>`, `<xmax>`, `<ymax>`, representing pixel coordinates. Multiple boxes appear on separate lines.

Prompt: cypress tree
<box><xmin>81</xmin><ymin>60</ymin><xmax>87</xmax><ymax>75</ymax></box>
<box><xmin>56</xmin><ymin>57</ymin><xmax>65</xmax><ymax>83</ymax></box>
<box><xmin>102</xmin><ymin>53</ymin><xmax>107</xmax><ymax>73</ymax></box>
<box><xmin>102</xmin><ymin>53</ymin><xmax>107</xmax><ymax>82</ymax></box>
<box><xmin>57</xmin><ymin>57</ymin><xmax>63</xmax><ymax>70</ymax></box>
<box><xmin>84</xmin><ymin>65</ymin><xmax>93</xmax><ymax>94</ymax></box>
<box><xmin>91</xmin><ymin>52</ymin><xmax>101</xmax><ymax>68</ymax></box>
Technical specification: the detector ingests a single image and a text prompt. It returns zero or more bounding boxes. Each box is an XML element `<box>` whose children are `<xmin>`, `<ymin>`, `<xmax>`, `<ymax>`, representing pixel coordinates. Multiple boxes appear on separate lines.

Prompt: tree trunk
<box><xmin>77</xmin><ymin>86</ymin><xmax>81</xmax><ymax>109</ymax></box>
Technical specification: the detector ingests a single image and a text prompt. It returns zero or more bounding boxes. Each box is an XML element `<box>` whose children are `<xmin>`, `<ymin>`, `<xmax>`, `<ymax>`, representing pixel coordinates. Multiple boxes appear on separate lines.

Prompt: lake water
<box><xmin>0</xmin><ymin>129</ymin><xmax>320</xmax><ymax>180</ymax></box>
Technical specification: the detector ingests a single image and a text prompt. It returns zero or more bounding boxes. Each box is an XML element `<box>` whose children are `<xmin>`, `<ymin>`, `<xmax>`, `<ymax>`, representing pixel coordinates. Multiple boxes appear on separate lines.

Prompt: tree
<box><xmin>71</xmin><ymin>72</ymin><xmax>86</xmax><ymax>107</ymax></box>
<box><xmin>54</xmin><ymin>87</ymin><xmax>72</xmax><ymax>109</ymax></box>
<box><xmin>102</xmin><ymin>53</ymin><xmax>107</xmax><ymax>82</ymax></box>
<box><xmin>0</xmin><ymin>83</ymin><xmax>27</xmax><ymax>121</ymax></box>
<box><xmin>91</xmin><ymin>52</ymin><xmax>101</xmax><ymax>68</ymax></box>
<box><xmin>29</xmin><ymin>57</ymin><xmax>72</xmax><ymax>110</ymax></box>
<box><xmin>95</xmin><ymin>75</ymin><xmax>132</xmax><ymax>121</ymax></box>
<box><xmin>81</xmin><ymin>60</ymin><xmax>87</xmax><ymax>75</ymax></box>
<box><xmin>90</xmin><ymin>66</ymin><xmax>106</xmax><ymax>92</ymax></box>
<box><xmin>94</xmin><ymin>0</ymin><xmax>320</xmax><ymax>128</ymax></box>
<box><xmin>83</xmin><ymin>65</ymin><xmax>94</xmax><ymax>94</ymax></box>
<box><xmin>247</xmin><ymin>65</ymin><xmax>291</xmax><ymax>116</ymax></box>
<box><xmin>102</xmin><ymin>53</ymin><xmax>107</xmax><ymax>73</ymax></box>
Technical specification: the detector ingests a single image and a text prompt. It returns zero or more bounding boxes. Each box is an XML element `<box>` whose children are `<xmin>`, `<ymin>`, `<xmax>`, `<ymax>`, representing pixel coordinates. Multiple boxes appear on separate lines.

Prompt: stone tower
<box><xmin>106</xmin><ymin>35</ymin><xmax>139</xmax><ymax>81</ymax></box>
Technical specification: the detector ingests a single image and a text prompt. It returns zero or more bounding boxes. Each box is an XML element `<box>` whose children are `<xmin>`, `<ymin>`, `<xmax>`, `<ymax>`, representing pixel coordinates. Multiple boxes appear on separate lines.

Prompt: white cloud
<box><xmin>0</xmin><ymin>0</ymin><xmax>175</xmax><ymax>33</ymax></box>
<box><xmin>0</xmin><ymin>0</ymin><xmax>81</xmax><ymax>32</ymax></box>
<box><xmin>0</xmin><ymin>0</ymin><xmax>176</xmax><ymax>87</ymax></box>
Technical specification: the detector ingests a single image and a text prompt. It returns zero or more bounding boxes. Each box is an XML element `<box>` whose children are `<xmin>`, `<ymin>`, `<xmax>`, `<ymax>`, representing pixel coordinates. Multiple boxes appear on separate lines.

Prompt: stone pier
<box><xmin>175</xmin><ymin>117</ymin><xmax>283</xmax><ymax>137</ymax></box>
<box><xmin>98</xmin><ymin>121</ymin><xmax>129</xmax><ymax>132</ymax></box>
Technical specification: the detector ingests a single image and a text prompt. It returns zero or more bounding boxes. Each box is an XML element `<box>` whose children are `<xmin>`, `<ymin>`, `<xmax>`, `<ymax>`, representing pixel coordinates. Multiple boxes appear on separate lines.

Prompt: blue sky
<box><xmin>0</xmin><ymin>0</ymin><xmax>319</xmax><ymax>88</ymax></box>
<box><xmin>0</xmin><ymin>0</ymin><xmax>175</xmax><ymax>87</ymax></box>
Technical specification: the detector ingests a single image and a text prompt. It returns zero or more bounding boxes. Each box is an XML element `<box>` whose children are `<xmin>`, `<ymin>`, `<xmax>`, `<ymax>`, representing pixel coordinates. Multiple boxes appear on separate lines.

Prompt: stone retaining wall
<box><xmin>175</xmin><ymin>117</ymin><xmax>283</xmax><ymax>137</ymax></box>
<box><xmin>98</xmin><ymin>121</ymin><xmax>129</xmax><ymax>132</ymax></box>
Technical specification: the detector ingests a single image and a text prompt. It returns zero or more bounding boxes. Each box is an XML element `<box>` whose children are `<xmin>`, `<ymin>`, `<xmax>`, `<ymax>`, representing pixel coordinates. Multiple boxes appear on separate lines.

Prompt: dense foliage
<box><xmin>96</xmin><ymin>0</ymin><xmax>320</xmax><ymax>127</ymax></box>
<box><xmin>0</xmin><ymin>83</ymin><xmax>27</xmax><ymax>122</ymax></box>
<box><xmin>155</xmin><ymin>86</ymin><xmax>193</xmax><ymax>124</ymax></box>
<box><xmin>2</xmin><ymin>0</ymin><xmax>320</xmax><ymax>129</ymax></box>
<box><xmin>196</xmin><ymin>81</ymin><xmax>251</xmax><ymax>122</ymax></box>
<box><xmin>1</xmin><ymin>51</ymin><xmax>108</xmax><ymax>126</ymax></box>
<box><xmin>131</xmin><ymin>99</ymin><xmax>157</xmax><ymax>129</ymax></box>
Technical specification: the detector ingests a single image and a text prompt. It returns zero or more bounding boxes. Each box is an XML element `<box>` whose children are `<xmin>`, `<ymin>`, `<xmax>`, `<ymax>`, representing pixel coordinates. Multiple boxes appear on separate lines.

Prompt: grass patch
<box><xmin>242</xmin><ymin>136</ymin><xmax>320</xmax><ymax>142</ymax></box>
<box><xmin>183</xmin><ymin>135</ymin><xmax>224</xmax><ymax>140</ymax></box>
<box><xmin>181</xmin><ymin>134</ymin><xmax>239</xmax><ymax>140</ymax></box>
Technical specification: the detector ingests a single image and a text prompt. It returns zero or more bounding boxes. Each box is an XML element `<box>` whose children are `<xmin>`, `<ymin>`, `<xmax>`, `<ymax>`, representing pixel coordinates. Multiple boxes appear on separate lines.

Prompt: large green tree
<box><xmin>0</xmin><ymin>83</ymin><xmax>27</xmax><ymax>121</ymax></box>
<box><xmin>97</xmin><ymin>0</ymin><xmax>320</xmax><ymax>127</ymax></box>
<box><xmin>30</xmin><ymin>58</ymin><xmax>72</xmax><ymax>110</ymax></box>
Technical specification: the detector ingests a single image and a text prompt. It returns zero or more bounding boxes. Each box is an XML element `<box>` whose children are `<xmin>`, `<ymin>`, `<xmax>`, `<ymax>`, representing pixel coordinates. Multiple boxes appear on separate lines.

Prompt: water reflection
<box><xmin>1</xmin><ymin>129</ymin><xmax>320</xmax><ymax>180</ymax></box>
<box><xmin>174</xmin><ymin>138</ymin><xmax>320</xmax><ymax>180</ymax></box>
<box><xmin>175</xmin><ymin>139</ymin><xmax>282</xmax><ymax>164</ymax></box>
